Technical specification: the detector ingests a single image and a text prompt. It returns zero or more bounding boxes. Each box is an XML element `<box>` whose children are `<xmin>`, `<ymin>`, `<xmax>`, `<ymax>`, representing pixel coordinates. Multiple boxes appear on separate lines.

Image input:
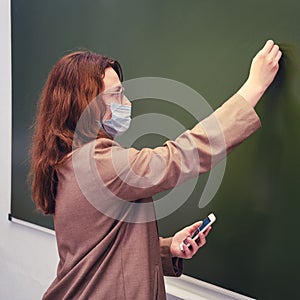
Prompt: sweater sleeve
<box><xmin>90</xmin><ymin>93</ymin><xmax>261</xmax><ymax>201</ymax></box>
<box><xmin>159</xmin><ymin>237</ymin><xmax>183</xmax><ymax>277</ymax></box>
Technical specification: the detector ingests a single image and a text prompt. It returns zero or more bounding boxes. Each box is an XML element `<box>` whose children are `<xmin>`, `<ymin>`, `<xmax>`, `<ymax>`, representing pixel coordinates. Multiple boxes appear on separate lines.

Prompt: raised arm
<box><xmin>80</xmin><ymin>40</ymin><xmax>281</xmax><ymax>202</ymax></box>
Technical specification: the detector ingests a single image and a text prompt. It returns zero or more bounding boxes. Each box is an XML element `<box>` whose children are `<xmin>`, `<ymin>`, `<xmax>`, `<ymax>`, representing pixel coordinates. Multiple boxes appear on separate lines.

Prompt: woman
<box><xmin>30</xmin><ymin>40</ymin><xmax>281</xmax><ymax>299</ymax></box>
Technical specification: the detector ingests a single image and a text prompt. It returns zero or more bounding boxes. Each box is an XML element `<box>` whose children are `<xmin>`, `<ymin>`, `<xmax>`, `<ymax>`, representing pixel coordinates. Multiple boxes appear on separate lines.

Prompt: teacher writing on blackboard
<box><xmin>29</xmin><ymin>40</ymin><xmax>281</xmax><ymax>299</ymax></box>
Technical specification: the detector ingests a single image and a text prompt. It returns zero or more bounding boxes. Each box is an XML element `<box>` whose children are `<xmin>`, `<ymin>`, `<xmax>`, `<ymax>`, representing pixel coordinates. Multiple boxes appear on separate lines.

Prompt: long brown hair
<box><xmin>29</xmin><ymin>51</ymin><xmax>123</xmax><ymax>215</ymax></box>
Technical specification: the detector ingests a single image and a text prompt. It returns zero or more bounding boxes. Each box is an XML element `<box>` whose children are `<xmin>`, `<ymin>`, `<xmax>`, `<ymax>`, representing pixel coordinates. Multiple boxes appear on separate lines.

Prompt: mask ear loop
<box><xmin>95</xmin><ymin>92</ymin><xmax>108</xmax><ymax>126</ymax></box>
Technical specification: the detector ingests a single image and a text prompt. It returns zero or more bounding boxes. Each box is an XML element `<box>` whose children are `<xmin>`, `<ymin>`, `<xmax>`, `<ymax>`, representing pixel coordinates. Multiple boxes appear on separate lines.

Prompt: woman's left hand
<box><xmin>170</xmin><ymin>221</ymin><xmax>211</xmax><ymax>259</ymax></box>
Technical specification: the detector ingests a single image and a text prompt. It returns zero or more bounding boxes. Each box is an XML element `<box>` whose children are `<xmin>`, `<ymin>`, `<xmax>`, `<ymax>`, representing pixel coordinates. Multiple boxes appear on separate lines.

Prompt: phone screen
<box><xmin>180</xmin><ymin>213</ymin><xmax>216</xmax><ymax>251</ymax></box>
<box><xmin>191</xmin><ymin>216</ymin><xmax>210</xmax><ymax>239</ymax></box>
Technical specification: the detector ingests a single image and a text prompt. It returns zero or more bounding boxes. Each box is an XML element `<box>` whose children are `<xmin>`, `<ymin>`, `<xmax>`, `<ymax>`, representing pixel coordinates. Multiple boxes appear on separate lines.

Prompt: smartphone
<box><xmin>180</xmin><ymin>213</ymin><xmax>216</xmax><ymax>251</ymax></box>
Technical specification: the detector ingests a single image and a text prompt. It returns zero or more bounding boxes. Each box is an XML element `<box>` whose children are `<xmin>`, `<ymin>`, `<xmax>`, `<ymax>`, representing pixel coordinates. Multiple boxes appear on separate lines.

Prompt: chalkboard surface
<box><xmin>11</xmin><ymin>0</ymin><xmax>300</xmax><ymax>299</ymax></box>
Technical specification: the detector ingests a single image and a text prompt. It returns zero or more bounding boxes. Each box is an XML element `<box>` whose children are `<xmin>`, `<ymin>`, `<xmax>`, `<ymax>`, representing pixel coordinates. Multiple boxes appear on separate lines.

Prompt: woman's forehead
<box><xmin>102</xmin><ymin>67</ymin><xmax>121</xmax><ymax>92</ymax></box>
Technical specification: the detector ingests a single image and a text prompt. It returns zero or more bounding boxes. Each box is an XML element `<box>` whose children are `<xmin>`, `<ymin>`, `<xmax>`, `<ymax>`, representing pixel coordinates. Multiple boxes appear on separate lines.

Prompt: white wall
<box><xmin>0</xmin><ymin>1</ymin><xmax>59</xmax><ymax>299</ymax></box>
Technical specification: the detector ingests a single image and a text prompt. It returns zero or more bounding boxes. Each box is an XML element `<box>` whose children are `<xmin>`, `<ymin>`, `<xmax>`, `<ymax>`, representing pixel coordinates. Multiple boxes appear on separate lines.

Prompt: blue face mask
<box><xmin>98</xmin><ymin>103</ymin><xmax>131</xmax><ymax>138</ymax></box>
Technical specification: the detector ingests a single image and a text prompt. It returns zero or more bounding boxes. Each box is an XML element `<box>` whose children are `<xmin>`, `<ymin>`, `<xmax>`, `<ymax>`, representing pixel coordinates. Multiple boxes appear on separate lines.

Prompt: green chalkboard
<box><xmin>11</xmin><ymin>0</ymin><xmax>300</xmax><ymax>299</ymax></box>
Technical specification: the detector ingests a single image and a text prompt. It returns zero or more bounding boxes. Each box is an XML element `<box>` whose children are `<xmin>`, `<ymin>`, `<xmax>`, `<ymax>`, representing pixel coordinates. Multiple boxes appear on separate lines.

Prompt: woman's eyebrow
<box><xmin>104</xmin><ymin>85</ymin><xmax>123</xmax><ymax>93</ymax></box>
